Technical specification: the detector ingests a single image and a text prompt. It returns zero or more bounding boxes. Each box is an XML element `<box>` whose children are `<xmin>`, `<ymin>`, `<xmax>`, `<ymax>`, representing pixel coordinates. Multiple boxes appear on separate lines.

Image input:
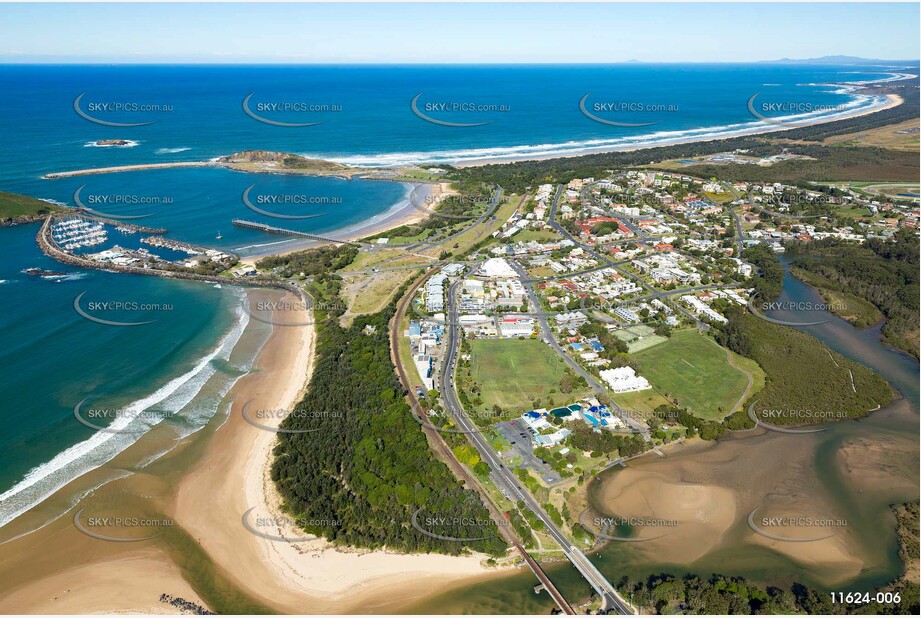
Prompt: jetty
<box><xmin>231</xmin><ymin>219</ymin><xmax>366</xmax><ymax>246</ymax></box>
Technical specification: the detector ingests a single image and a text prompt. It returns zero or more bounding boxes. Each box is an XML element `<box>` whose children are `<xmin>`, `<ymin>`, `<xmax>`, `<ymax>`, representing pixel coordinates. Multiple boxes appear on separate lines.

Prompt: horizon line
<box><xmin>2</xmin><ymin>59</ymin><xmax>919</xmax><ymax>66</ymax></box>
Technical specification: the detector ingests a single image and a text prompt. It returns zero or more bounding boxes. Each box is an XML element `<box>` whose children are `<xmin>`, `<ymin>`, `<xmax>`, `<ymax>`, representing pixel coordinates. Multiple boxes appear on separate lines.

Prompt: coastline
<box><xmin>173</xmin><ymin>292</ymin><xmax>502</xmax><ymax>612</ymax></box>
<box><xmin>235</xmin><ymin>180</ymin><xmax>451</xmax><ymax>259</ymax></box>
<box><xmin>451</xmin><ymin>93</ymin><xmax>904</xmax><ymax>168</ymax></box>
<box><xmin>38</xmin><ymin>93</ymin><xmax>904</xmax><ymax>179</ymax></box>
<box><xmin>0</xmin><ymin>288</ymin><xmax>504</xmax><ymax>614</ymax></box>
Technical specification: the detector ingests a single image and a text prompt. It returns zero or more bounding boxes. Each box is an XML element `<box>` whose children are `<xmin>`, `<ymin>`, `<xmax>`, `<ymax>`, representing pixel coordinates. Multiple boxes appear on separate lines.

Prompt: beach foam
<box><xmin>322</xmin><ymin>91</ymin><xmax>888</xmax><ymax>167</ymax></box>
<box><xmin>155</xmin><ymin>147</ymin><xmax>192</xmax><ymax>154</ymax></box>
<box><xmin>0</xmin><ymin>291</ymin><xmax>249</xmax><ymax>528</ymax></box>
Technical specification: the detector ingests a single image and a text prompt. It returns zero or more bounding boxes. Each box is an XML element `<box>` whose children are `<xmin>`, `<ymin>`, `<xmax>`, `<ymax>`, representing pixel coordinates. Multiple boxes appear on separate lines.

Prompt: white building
<box><xmin>599</xmin><ymin>367</ymin><xmax>652</xmax><ymax>393</ymax></box>
<box><xmin>499</xmin><ymin>316</ymin><xmax>535</xmax><ymax>338</ymax></box>
<box><xmin>477</xmin><ymin>257</ymin><xmax>518</xmax><ymax>278</ymax></box>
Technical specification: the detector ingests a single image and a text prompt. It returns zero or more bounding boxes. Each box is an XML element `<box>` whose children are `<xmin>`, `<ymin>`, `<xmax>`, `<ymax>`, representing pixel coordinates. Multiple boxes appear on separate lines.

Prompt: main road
<box><xmin>439</xmin><ymin>278</ymin><xmax>637</xmax><ymax>614</ymax></box>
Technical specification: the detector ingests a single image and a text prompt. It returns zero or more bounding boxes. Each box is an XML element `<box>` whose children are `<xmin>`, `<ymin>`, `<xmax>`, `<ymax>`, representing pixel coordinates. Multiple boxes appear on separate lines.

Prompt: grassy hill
<box><xmin>0</xmin><ymin>191</ymin><xmax>65</xmax><ymax>224</ymax></box>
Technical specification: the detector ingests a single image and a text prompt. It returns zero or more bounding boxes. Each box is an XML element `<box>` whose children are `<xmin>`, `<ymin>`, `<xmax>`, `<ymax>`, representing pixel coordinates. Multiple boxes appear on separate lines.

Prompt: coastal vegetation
<box><xmin>270</xmin><ymin>270</ymin><xmax>506</xmax><ymax>557</ymax></box>
<box><xmin>785</xmin><ymin>230</ymin><xmax>920</xmax><ymax>357</ymax></box>
<box><xmin>0</xmin><ymin>191</ymin><xmax>65</xmax><ymax>225</ymax></box>
<box><xmin>451</xmin><ymin>112</ymin><xmax>920</xmax><ymax>193</ymax></box>
<box><xmin>218</xmin><ymin>150</ymin><xmax>352</xmax><ymax>177</ymax></box>
<box><xmin>776</xmin><ymin>85</ymin><xmax>919</xmax><ymax>143</ymax></box>
<box><xmin>365</xmin><ymin>181</ymin><xmax>496</xmax><ymax>244</ymax></box>
<box><xmin>742</xmin><ymin>244</ymin><xmax>786</xmax><ymax>302</ymax></box>
<box><xmin>565</xmin><ymin>423</ymin><xmax>646</xmax><ymax>457</ymax></box>
<box><xmin>713</xmin><ymin>306</ymin><xmax>894</xmax><ymax>424</ymax></box>
<box><xmin>256</xmin><ymin>244</ymin><xmax>359</xmax><ymax>278</ymax></box>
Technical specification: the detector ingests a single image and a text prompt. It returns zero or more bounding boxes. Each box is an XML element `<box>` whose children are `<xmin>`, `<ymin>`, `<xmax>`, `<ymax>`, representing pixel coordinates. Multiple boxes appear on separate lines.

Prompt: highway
<box><xmin>439</xmin><ymin>278</ymin><xmax>637</xmax><ymax>614</ymax></box>
<box><xmin>391</xmin><ymin>253</ymin><xmax>576</xmax><ymax>615</ymax></box>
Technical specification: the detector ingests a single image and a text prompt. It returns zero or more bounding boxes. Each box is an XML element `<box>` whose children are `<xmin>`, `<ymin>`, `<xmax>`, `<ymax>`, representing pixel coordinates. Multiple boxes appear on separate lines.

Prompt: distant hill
<box><xmin>762</xmin><ymin>55</ymin><xmax>919</xmax><ymax>67</ymax></box>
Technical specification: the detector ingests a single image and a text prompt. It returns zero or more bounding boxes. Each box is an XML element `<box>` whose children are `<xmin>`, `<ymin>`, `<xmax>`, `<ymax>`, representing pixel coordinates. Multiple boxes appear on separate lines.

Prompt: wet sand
<box><xmin>0</xmin><ymin>288</ymin><xmax>500</xmax><ymax>614</ymax></box>
<box><xmin>238</xmin><ymin>181</ymin><xmax>453</xmax><ymax>260</ymax></box>
<box><xmin>590</xmin><ymin>408</ymin><xmax>918</xmax><ymax>589</ymax></box>
<box><xmin>173</xmin><ymin>288</ymin><xmax>497</xmax><ymax>613</ymax></box>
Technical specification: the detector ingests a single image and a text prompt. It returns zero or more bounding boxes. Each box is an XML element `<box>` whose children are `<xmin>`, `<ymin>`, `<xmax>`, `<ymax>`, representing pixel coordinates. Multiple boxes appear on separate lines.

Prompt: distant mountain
<box><xmin>762</xmin><ymin>55</ymin><xmax>919</xmax><ymax>67</ymax></box>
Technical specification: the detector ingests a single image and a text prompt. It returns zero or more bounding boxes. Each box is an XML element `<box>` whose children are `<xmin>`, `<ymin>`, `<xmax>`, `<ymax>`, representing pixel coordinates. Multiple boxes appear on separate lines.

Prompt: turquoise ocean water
<box><xmin>0</xmin><ymin>63</ymin><xmax>912</xmax><ymax>530</ymax></box>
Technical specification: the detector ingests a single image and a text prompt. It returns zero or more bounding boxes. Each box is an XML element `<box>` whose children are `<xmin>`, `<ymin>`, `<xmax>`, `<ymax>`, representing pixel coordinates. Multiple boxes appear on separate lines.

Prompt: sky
<box><xmin>0</xmin><ymin>2</ymin><xmax>918</xmax><ymax>64</ymax></box>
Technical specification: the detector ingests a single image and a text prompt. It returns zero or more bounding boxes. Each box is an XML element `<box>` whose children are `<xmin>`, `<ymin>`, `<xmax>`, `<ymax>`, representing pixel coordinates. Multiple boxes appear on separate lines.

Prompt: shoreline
<box><xmin>235</xmin><ymin>180</ymin><xmax>450</xmax><ymax>260</ymax></box>
<box><xmin>452</xmin><ymin>93</ymin><xmax>904</xmax><ymax>168</ymax></box>
<box><xmin>38</xmin><ymin>92</ymin><xmax>904</xmax><ymax>179</ymax></box>
<box><xmin>172</xmin><ymin>290</ymin><xmax>504</xmax><ymax>613</ymax></box>
<box><xmin>0</xmin><ymin>289</ymin><xmax>506</xmax><ymax>614</ymax></box>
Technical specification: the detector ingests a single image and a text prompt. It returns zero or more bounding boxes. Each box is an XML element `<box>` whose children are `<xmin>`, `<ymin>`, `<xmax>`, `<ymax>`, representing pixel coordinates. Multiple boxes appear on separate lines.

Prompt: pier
<box><xmin>231</xmin><ymin>219</ymin><xmax>366</xmax><ymax>246</ymax></box>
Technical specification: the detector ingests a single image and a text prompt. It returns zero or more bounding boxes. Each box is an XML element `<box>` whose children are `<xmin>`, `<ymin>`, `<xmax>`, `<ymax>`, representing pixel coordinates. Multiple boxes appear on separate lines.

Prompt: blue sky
<box><xmin>1</xmin><ymin>2</ymin><xmax>918</xmax><ymax>63</ymax></box>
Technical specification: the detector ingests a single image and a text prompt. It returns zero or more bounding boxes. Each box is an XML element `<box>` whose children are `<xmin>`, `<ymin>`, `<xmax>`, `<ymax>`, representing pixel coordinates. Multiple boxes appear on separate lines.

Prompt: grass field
<box><xmin>468</xmin><ymin>339</ymin><xmax>593</xmax><ymax>413</ymax></box>
<box><xmin>512</xmin><ymin>228</ymin><xmax>563</xmax><ymax>243</ymax></box>
<box><xmin>631</xmin><ymin>329</ymin><xmax>754</xmax><ymax>420</ymax></box>
<box><xmin>822</xmin><ymin>119</ymin><xmax>920</xmax><ymax>152</ymax></box>
<box><xmin>610</xmin><ymin>388</ymin><xmax>672</xmax><ymax>418</ymax></box>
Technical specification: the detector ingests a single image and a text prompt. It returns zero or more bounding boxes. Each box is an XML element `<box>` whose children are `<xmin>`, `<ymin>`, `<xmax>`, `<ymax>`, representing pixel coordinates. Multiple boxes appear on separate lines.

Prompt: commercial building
<box><xmin>599</xmin><ymin>366</ymin><xmax>652</xmax><ymax>392</ymax></box>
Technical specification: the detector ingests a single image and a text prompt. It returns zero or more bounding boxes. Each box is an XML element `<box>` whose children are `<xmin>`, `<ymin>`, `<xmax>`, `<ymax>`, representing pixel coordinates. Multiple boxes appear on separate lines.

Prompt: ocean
<box><xmin>0</xmin><ymin>63</ymin><xmax>907</xmax><ymax>534</ymax></box>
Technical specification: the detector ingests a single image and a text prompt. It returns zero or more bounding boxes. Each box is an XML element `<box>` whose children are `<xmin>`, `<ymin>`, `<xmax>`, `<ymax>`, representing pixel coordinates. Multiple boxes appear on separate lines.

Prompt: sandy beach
<box><xmin>0</xmin><ymin>287</ymin><xmax>500</xmax><ymax>614</ymax></box>
<box><xmin>238</xmin><ymin>180</ymin><xmax>454</xmax><ymax>261</ymax></box>
<box><xmin>453</xmin><ymin>93</ymin><xmax>905</xmax><ymax>168</ymax></box>
<box><xmin>171</xmin><ymin>289</ymin><xmax>499</xmax><ymax>613</ymax></box>
<box><xmin>590</xmin><ymin>429</ymin><xmax>890</xmax><ymax>587</ymax></box>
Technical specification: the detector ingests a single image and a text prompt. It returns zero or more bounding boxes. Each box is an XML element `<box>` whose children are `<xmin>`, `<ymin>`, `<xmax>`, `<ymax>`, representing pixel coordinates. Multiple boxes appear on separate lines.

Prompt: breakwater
<box><xmin>37</xmin><ymin>216</ymin><xmax>310</xmax><ymax>303</ymax></box>
<box><xmin>42</xmin><ymin>161</ymin><xmax>217</xmax><ymax>179</ymax></box>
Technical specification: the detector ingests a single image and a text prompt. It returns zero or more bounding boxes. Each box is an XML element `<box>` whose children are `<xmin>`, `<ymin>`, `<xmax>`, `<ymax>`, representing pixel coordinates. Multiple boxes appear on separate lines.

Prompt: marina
<box><xmin>50</xmin><ymin>216</ymin><xmax>107</xmax><ymax>251</ymax></box>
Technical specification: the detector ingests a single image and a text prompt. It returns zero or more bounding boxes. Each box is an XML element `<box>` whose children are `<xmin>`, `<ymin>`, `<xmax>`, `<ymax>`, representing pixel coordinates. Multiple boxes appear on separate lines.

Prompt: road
<box><xmin>440</xmin><ymin>278</ymin><xmax>637</xmax><ymax>614</ymax></box>
<box><xmin>391</xmin><ymin>261</ymin><xmax>577</xmax><ymax>615</ymax></box>
<box><xmin>406</xmin><ymin>186</ymin><xmax>504</xmax><ymax>252</ymax></box>
<box><xmin>507</xmin><ymin>259</ymin><xmax>647</xmax><ymax>437</ymax></box>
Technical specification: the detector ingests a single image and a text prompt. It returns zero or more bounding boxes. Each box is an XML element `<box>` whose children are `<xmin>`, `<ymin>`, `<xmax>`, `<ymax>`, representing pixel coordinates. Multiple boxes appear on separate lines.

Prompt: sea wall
<box><xmin>36</xmin><ymin>216</ymin><xmax>310</xmax><ymax>303</ymax></box>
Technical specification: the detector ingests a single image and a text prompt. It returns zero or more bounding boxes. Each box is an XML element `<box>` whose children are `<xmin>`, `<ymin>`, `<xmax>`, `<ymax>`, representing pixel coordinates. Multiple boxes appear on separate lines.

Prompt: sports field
<box><xmin>468</xmin><ymin>339</ymin><xmax>592</xmax><ymax>413</ymax></box>
<box><xmin>631</xmin><ymin>329</ymin><xmax>758</xmax><ymax>420</ymax></box>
